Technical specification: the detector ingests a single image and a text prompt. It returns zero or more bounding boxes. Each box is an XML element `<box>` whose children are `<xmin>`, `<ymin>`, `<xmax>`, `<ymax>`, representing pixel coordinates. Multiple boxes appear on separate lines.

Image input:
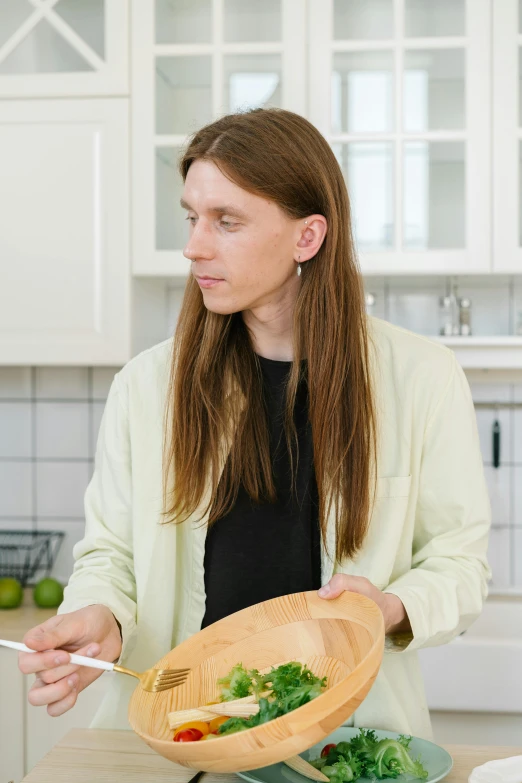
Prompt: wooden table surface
<box><xmin>21</xmin><ymin>728</ymin><xmax>522</xmax><ymax>783</ymax></box>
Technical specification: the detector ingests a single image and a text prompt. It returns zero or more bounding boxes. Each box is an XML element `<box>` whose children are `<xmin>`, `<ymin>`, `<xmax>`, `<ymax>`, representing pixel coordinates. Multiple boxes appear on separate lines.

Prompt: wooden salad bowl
<box><xmin>128</xmin><ymin>590</ymin><xmax>385</xmax><ymax>772</ymax></box>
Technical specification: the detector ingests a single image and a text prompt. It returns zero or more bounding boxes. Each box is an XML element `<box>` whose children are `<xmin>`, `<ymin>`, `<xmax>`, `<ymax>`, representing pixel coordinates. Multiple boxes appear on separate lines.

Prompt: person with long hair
<box><xmin>19</xmin><ymin>108</ymin><xmax>491</xmax><ymax>739</ymax></box>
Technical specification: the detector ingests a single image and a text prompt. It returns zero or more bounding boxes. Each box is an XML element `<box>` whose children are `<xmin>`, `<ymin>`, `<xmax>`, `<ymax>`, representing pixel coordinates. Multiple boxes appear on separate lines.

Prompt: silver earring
<box><xmin>297</xmin><ymin>256</ymin><xmax>301</xmax><ymax>277</ymax></box>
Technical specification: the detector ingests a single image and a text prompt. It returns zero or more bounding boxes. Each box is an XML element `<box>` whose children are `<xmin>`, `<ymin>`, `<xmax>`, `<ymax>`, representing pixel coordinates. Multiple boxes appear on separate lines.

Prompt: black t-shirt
<box><xmin>201</xmin><ymin>354</ymin><xmax>322</xmax><ymax>629</ymax></box>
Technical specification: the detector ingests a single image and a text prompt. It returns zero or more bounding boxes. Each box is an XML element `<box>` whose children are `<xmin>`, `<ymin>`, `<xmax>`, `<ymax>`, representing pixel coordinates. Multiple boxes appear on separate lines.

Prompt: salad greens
<box><xmin>216</xmin><ymin>661</ymin><xmax>326</xmax><ymax>736</ymax></box>
<box><xmin>214</xmin><ymin>663</ymin><xmax>429</xmax><ymax>783</ymax></box>
<box><xmin>310</xmin><ymin>729</ymin><xmax>429</xmax><ymax>782</ymax></box>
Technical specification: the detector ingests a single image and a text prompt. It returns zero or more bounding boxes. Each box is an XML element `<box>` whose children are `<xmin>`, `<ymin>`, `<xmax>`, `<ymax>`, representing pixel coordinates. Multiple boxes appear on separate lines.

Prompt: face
<box><xmin>181</xmin><ymin>160</ymin><xmax>326</xmax><ymax>316</ymax></box>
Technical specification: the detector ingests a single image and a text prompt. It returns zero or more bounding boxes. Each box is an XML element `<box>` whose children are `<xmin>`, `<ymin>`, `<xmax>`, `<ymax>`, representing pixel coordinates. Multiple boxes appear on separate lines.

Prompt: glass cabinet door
<box><xmin>0</xmin><ymin>0</ymin><xmax>128</xmax><ymax>96</ymax></box>
<box><xmin>132</xmin><ymin>0</ymin><xmax>306</xmax><ymax>275</ymax></box>
<box><xmin>308</xmin><ymin>0</ymin><xmax>490</xmax><ymax>274</ymax></box>
<box><xmin>493</xmin><ymin>0</ymin><xmax>522</xmax><ymax>272</ymax></box>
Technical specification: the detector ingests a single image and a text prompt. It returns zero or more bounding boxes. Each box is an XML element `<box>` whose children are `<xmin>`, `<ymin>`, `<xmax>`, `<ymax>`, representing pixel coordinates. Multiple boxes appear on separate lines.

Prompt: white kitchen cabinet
<box><xmin>0</xmin><ymin>98</ymin><xmax>131</xmax><ymax>365</ymax></box>
<box><xmin>131</xmin><ymin>0</ymin><xmax>306</xmax><ymax>276</ymax></box>
<box><xmin>308</xmin><ymin>0</ymin><xmax>491</xmax><ymax>276</ymax></box>
<box><xmin>0</xmin><ymin>647</ymin><xmax>25</xmax><ymax>783</ymax></box>
<box><xmin>24</xmin><ymin>672</ymin><xmax>110</xmax><ymax>774</ymax></box>
<box><xmin>0</xmin><ymin>647</ymin><xmax>110</xmax><ymax>782</ymax></box>
<box><xmin>493</xmin><ymin>0</ymin><xmax>522</xmax><ymax>273</ymax></box>
<box><xmin>418</xmin><ymin>597</ymin><xmax>522</xmax><ymax>713</ymax></box>
<box><xmin>0</xmin><ymin>0</ymin><xmax>129</xmax><ymax>97</ymax></box>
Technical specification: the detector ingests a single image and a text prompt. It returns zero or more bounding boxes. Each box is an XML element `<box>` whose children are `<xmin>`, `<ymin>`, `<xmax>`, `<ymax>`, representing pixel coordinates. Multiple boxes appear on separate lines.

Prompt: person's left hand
<box><xmin>318</xmin><ymin>574</ymin><xmax>411</xmax><ymax>635</ymax></box>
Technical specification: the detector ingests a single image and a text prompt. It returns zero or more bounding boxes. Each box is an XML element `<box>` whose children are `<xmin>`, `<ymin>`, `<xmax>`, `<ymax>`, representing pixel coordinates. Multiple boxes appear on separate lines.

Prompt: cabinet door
<box><xmin>0</xmin><ymin>648</ymin><xmax>24</xmax><ymax>782</ymax></box>
<box><xmin>0</xmin><ymin>99</ymin><xmax>130</xmax><ymax>365</ymax></box>
<box><xmin>308</xmin><ymin>0</ymin><xmax>491</xmax><ymax>275</ymax></box>
<box><xmin>0</xmin><ymin>0</ymin><xmax>128</xmax><ymax>97</ymax></box>
<box><xmin>24</xmin><ymin>673</ymin><xmax>110</xmax><ymax>774</ymax></box>
<box><xmin>493</xmin><ymin>0</ymin><xmax>522</xmax><ymax>272</ymax></box>
<box><xmin>132</xmin><ymin>0</ymin><xmax>306</xmax><ymax>276</ymax></box>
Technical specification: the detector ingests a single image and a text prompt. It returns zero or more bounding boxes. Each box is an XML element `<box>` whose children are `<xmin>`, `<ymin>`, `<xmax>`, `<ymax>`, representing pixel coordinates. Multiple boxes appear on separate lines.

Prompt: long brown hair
<box><xmin>162</xmin><ymin>108</ymin><xmax>376</xmax><ymax>563</ymax></box>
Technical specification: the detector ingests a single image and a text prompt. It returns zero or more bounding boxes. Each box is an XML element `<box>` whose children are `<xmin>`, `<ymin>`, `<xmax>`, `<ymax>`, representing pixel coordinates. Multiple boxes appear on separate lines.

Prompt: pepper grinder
<box><xmin>459</xmin><ymin>297</ymin><xmax>472</xmax><ymax>336</ymax></box>
<box><xmin>439</xmin><ymin>284</ymin><xmax>459</xmax><ymax>336</ymax></box>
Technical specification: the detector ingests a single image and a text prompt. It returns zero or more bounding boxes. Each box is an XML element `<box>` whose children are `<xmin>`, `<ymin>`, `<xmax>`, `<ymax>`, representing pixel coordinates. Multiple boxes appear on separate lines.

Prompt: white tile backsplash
<box><xmin>468</xmin><ymin>382</ymin><xmax>512</xmax><ymax>403</ymax></box>
<box><xmin>359</xmin><ymin>275</ymin><xmax>519</xmax><ymax>337</ymax></box>
<box><xmin>387</xmin><ymin>278</ymin><xmax>445</xmax><ymax>336</ymax></box>
<box><xmin>0</xmin><ymin>402</ymin><xmax>32</xmax><ymax>458</ymax></box>
<box><xmin>36</xmin><ymin>402</ymin><xmax>89</xmax><ymax>459</ymax></box>
<box><xmin>513</xmin><ymin>409</ymin><xmax>522</xmax><ymax>464</ymax></box>
<box><xmin>92</xmin><ymin>367</ymin><xmax>118</xmax><ymax>399</ymax></box>
<box><xmin>457</xmin><ymin>277</ymin><xmax>512</xmax><ymax>336</ymax></box>
<box><xmin>514</xmin><ymin>529</ymin><xmax>522</xmax><ymax>585</ymax></box>
<box><xmin>45</xmin><ymin>520</ymin><xmax>86</xmax><ymax>584</ymax></box>
<box><xmin>0</xmin><ymin>462</ymin><xmax>33</xmax><ymax>517</ymax></box>
<box><xmin>487</xmin><ymin>528</ymin><xmax>512</xmax><ymax>589</ymax></box>
<box><xmin>91</xmin><ymin>401</ymin><xmax>105</xmax><ymax>459</ymax></box>
<box><xmin>36</xmin><ymin>461</ymin><xmax>90</xmax><ymax>518</ymax></box>
<box><xmin>166</xmin><ymin>286</ymin><xmax>185</xmax><ymax>336</ymax></box>
<box><xmin>35</xmin><ymin>368</ymin><xmax>89</xmax><ymax>399</ymax></box>
<box><xmin>0</xmin><ymin>519</ymin><xmax>32</xmax><ymax>531</ymax></box>
<box><xmin>512</xmin><ymin>466</ymin><xmax>522</xmax><ymax>527</ymax></box>
<box><xmin>484</xmin><ymin>466</ymin><xmax>512</xmax><ymax>528</ymax></box>
<box><xmin>0</xmin><ymin>368</ymin><xmax>31</xmax><ymax>398</ymax></box>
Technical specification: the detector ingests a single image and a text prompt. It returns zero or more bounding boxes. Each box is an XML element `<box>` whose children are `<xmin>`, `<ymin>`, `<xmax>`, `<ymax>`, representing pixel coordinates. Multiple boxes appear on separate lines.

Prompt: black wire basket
<box><xmin>0</xmin><ymin>530</ymin><xmax>65</xmax><ymax>587</ymax></box>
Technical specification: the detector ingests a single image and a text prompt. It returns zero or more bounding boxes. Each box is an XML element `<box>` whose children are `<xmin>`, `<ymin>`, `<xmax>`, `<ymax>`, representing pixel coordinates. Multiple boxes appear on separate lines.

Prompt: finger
<box><xmin>318</xmin><ymin>574</ymin><xmax>372</xmax><ymax>599</ymax></box>
<box><xmin>23</xmin><ymin>612</ymin><xmax>90</xmax><ymax>654</ymax></box>
<box><xmin>28</xmin><ymin>672</ymin><xmax>79</xmax><ymax>707</ymax></box>
<box><xmin>18</xmin><ymin>648</ymin><xmax>71</xmax><ymax>675</ymax></box>
<box><xmin>47</xmin><ymin>685</ymin><xmax>79</xmax><ymax>717</ymax></box>
<box><xmin>23</xmin><ymin>614</ymin><xmax>69</xmax><ymax>650</ymax></box>
<box><xmin>37</xmin><ymin>641</ymin><xmax>100</xmax><ymax>683</ymax></box>
<box><xmin>39</xmin><ymin>663</ymin><xmax>80</xmax><ymax>684</ymax></box>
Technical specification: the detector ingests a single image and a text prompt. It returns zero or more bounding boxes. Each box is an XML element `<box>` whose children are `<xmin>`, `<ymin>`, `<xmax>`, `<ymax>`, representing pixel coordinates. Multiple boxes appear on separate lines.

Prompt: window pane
<box><xmin>404</xmin><ymin>49</ymin><xmax>465</xmax><ymax>132</ymax></box>
<box><xmin>332</xmin><ymin>51</ymin><xmax>394</xmax><ymax>133</ymax></box>
<box><xmin>403</xmin><ymin>141</ymin><xmax>465</xmax><ymax>249</ymax></box>
<box><xmin>155</xmin><ymin>0</ymin><xmax>212</xmax><ymax>44</ymax></box>
<box><xmin>334</xmin><ymin>142</ymin><xmax>394</xmax><ymax>251</ymax></box>
<box><xmin>0</xmin><ymin>17</ymin><xmax>92</xmax><ymax>74</ymax></box>
<box><xmin>0</xmin><ymin>0</ymin><xmax>34</xmax><ymax>49</ymax></box>
<box><xmin>405</xmin><ymin>0</ymin><xmax>465</xmax><ymax>37</ymax></box>
<box><xmin>156</xmin><ymin>148</ymin><xmax>186</xmax><ymax>250</ymax></box>
<box><xmin>223</xmin><ymin>54</ymin><xmax>281</xmax><ymax>113</ymax></box>
<box><xmin>333</xmin><ymin>0</ymin><xmax>393</xmax><ymax>40</ymax></box>
<box><xmin>224</xmin><ymin>0</ymin><xmax>281</xmax><ymax>43</ymax></box>
<box><xmin>155</xmin><ymin>56</ymin><xmax>212</xmax><ymax>135</ymax></box>
<box><xmin>55</xmin><ymin>0</ymin><xmax>105</xmax><ymax>58</ymax></box>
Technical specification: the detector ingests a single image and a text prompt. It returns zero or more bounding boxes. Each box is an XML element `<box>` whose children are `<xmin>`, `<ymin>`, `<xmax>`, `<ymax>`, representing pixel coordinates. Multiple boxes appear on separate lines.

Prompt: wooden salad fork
<box><xmin>0</xmin><ymin>639</ymin><xmax>190</xmax><ymax>693</ymax></box>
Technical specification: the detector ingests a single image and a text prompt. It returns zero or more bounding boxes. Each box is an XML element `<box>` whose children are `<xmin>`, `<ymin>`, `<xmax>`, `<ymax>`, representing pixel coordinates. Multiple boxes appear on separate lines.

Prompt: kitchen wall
<box><xmin>1</xmin><ymin>276</ymin><xmax>522</xmax><ymax>591</ymax></box>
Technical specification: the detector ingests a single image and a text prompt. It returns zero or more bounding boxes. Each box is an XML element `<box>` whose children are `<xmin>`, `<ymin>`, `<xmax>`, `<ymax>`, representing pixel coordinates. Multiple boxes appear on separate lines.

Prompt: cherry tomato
<box><xmin>173</xmin><ymin>729</ymin><xmax>203</xmax><ymax>742</ymax></box>
<box><xmin>321</xmin><ymin>743</ymin><xmax>337</xmax><ymax>758</ymax></box>
<box><xmin>209</xmin><ymin>716</ymin><xmax>230</xmax><ymax>734</ymax></box>
<box><xmin>174</xmin><ymin>721</ymin><xmax>210</xmax><ymax>738</ymax></box>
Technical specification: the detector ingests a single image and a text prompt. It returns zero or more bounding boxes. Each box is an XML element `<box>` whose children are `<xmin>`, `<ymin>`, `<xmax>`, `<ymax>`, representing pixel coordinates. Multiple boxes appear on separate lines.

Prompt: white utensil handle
<box><xmin>0</xmin><ymin>639</ymin><xmax>114</xmax><ymax>672</ymax></box>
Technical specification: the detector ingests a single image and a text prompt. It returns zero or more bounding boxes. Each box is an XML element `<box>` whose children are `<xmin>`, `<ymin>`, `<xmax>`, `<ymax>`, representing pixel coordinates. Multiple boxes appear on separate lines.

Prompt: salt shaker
<box><xmin>439</xmin><ymin>295</ymin><xmax>458</xmax><ymax>336</ymax></box>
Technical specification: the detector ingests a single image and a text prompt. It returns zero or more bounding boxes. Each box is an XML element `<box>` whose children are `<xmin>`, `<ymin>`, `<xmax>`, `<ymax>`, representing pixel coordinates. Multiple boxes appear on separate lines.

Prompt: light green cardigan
<box><xmin>58</xmin><ymin>317</ymin><xmax>491</xmax><ymax>738</ymax></box>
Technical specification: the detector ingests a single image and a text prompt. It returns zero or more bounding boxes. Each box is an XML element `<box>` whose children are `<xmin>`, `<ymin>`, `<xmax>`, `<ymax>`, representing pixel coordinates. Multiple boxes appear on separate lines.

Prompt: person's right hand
<box><xmin>18</xmin><ymin>605</ymin><xmax>122</xmax><ymax>717</ymax></box>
